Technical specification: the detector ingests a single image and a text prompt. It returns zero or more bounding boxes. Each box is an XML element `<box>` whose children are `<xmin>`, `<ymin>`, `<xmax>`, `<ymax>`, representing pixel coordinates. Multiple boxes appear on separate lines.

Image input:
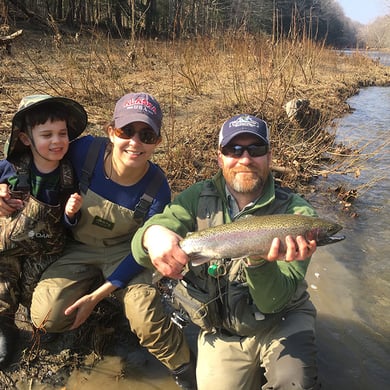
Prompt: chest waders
<box><xmin>0</xmin><ymin>154</ymin><xmax>75</xmax><ymax>315</ymax></box>
<box><xmin>173</xmin><ymin>181</ymin><xmax>296</xmax><ymax>336</ymax></box>
<box><xmin>0</xmin><ymin>153</ymin><xmax>75</xmax><ymax>258</ymax></box>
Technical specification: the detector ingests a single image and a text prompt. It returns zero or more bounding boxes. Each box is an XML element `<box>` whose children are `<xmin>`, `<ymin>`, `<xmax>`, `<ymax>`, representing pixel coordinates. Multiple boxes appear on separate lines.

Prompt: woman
<box><xmin>29</xmin><ymin>92</ymin><xmax>196</xmax><ymax>389</ymax></box>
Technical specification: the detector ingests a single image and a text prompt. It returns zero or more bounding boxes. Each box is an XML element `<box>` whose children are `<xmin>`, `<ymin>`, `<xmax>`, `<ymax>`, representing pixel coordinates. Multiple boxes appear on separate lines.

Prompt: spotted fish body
<box><xmin>179</xmin><ymin>214</ymin><xmax>345</xmax><ymax>266</ymax></box>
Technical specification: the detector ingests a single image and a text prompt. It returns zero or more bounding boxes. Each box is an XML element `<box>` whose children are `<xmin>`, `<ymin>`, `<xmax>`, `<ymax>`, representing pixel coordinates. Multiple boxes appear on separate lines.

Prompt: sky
<box><xmin>336</xmin><ymin>0</ymin><xmax>389</xmax><ymax>24</ymax></box>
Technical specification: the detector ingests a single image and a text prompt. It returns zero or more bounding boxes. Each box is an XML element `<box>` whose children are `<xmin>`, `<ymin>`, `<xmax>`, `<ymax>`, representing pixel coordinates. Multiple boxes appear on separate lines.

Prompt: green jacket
<box><xmin>132</xmin><ymin>170</ymin><xmax>317</xmax><ymax>317</ymax></box>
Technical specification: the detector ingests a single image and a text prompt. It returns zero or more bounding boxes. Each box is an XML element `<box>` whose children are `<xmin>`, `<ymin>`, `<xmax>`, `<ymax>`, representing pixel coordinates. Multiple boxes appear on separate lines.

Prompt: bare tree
<box><xmin>5</xmin><ymin>0</ymin><xmax>386</xmax><ymax>47</ymax></box>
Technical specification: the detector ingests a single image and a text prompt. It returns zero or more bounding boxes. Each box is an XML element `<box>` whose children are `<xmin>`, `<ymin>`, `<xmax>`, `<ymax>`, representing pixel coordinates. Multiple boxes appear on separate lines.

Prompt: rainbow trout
<box><xmin>179</xmin><ymin>214</ymin><xmax>345</xmax><ymax>266</ymax></box>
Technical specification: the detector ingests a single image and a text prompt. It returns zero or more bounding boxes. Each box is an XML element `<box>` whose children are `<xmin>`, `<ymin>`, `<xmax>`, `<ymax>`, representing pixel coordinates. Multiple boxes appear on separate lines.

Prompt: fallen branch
<box><xmin>0</xmin><ymin>29</ymin><xmax>23</xmax><ymax>54</ymax></box>
<box><xmin>271</xmin><ymin>164</ymin><xmax>294</xmax><ymax>175</ymax></box>
<box><xmin>0</xmin><ymin>29</ymin><xmax>23</xmax><ymax>42</ymax></box>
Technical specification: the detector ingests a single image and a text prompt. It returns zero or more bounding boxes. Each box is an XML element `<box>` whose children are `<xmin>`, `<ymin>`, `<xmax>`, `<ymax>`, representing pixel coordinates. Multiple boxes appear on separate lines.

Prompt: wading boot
<box><xmin>170</xmin><ymin>352</ymin><xmax>197</xmax><ymax>390</ymax></box>
<box><xmin>0</xmin><ymin>315</ymin><xmax>19</xmax><ymax>368</ymax></box>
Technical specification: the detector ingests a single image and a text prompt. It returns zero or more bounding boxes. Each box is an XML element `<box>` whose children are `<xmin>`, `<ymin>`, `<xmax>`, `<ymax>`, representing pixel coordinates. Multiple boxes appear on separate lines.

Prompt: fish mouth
<box><xmin>317</xmin><ymin>234</ymin><xmax>346</xmax><ymax>246</ymax></box>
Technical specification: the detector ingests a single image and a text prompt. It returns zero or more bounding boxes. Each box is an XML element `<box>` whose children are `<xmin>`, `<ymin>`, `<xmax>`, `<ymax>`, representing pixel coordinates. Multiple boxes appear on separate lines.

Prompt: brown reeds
<box><xmin>0</xmin><ymin>27</ymin><xmax>389</xmax><ymax>200</ymax></box>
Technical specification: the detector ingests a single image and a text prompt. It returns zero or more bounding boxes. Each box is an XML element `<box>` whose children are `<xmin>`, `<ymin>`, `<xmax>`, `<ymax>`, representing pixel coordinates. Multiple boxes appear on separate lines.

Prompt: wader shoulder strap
<box><xmin>79</xmin><ymin>137</ymin><xmax>109</xmax><ymax>195</ymax></box>
<box><xmin>196</xmin><ymin>181</ymin><xmax>224</xmax><ymax>230</ymax></box>
<box><xmin>133</xmin><ymin>165</ymin><xmax>165</xmax><ymax>223</ymax></box>
<box><xmin>59</xmin><ymin>158</ymin><xmax>76</xmax><ymax>191</ymax></box>
<box><xmin>11</xmin><ymin>153</ymin><xmax>75</xmax><ymax>193</ymax></box>
<box><xmin>257</xmin><ymin>184</ymin><xmax>294</xmax><ymax>215</ymax></box>
<box><xmin>12</xmin><ymin>153</ymin><xmax>31</xmax><ymax>192</ymax></box>
<box><xmin>79</xmin><ymin>136</ymin><xmax>165</xmax><ymax>223</ymax></box>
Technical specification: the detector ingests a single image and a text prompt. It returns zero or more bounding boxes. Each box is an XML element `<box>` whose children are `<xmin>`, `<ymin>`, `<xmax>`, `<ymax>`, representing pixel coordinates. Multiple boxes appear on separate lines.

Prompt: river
<box><xmin>11</xmin><ymin>52</ymin><xmax>389</xmax><ymax>390</ymax></box>
<box><xmin>305</xmin><ymin>50</ymin><xmax>390</xmax><ymax>389</ymax></box>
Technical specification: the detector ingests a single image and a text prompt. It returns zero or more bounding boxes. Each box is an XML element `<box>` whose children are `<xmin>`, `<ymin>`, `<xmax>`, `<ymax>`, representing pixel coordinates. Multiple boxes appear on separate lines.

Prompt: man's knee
<box><xmin>264</xmin><ymin>330</ymin><xmax>320</xmax><ymax>389</ymax></box>
<box><xmin>123</xmin><ymin>283</ymin><xmax>165</xmax><ymax>331</ymax></box>
<box><xmin>122</xmin><ymin>283</ymin><xmax>190</xmax><ymax>370</ymax></box>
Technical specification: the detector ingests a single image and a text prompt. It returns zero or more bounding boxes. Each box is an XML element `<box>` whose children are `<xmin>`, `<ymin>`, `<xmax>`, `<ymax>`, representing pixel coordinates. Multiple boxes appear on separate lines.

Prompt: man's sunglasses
<box><xmin>114</xmin><ymin>125</ymin><xmax>159</xmax><ymax>144</ymax></box>
<box><xmin>221</xmin><ymin>144</ymin><xmax>269</xmax><ymax>158</ymax></box>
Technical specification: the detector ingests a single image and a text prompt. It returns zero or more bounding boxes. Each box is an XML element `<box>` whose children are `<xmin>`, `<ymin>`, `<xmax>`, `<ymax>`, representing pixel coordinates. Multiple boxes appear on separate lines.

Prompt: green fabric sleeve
<box><xmin>245</xmin><ymin>257</ymin><xmax>310</xmax><ymax>313</ymax></box>
<box><xmin>131</xmin><ymin>182</ymin><xmax>204</xmax><ymax>268</ymax></box>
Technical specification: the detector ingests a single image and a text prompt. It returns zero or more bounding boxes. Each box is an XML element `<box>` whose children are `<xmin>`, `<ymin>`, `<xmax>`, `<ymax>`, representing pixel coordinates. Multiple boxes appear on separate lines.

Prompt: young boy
<box><xmin>0</xmin><ymin>94</ymin><xmax>87</xmax><ymax>368</ymax></box>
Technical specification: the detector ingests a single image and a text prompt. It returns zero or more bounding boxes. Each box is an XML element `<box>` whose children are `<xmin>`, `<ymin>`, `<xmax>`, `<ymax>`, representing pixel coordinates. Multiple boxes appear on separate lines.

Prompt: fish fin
<box><xmin>190</xmin><ymin>253</ymin><xmax>214</xmax><ymax>266</ymax></box>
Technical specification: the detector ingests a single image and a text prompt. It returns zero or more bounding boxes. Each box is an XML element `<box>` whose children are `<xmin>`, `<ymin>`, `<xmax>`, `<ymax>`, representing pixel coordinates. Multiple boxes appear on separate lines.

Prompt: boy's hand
<box><xmin>65</xmin><ymin>193</ymin><xmax>83</xmax><ymax>219</ymax></box>
<box><xmin>0</xmin><ymin>183</ymin><xmax>23</xmax><ymax>216</ymax></box>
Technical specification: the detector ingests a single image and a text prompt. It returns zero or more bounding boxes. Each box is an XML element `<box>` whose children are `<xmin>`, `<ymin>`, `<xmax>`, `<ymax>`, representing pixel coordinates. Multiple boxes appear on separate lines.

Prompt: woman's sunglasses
<box><xmin>221</xmin><ymin>144</ymin><xmax>269</xmax><ymax>158</ymax></box>
<box><xmin>114</xmin><ymin>125</ymin><xmax>159</xmax><ymax>144</ymax></box>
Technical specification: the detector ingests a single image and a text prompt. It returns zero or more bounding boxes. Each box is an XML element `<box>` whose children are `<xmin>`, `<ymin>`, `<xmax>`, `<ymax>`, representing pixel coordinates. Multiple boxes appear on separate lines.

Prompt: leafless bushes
<box><xmin>1</xmin><ymin>29</ymin><xmax>389</xmax><ymax>200</ymax></box>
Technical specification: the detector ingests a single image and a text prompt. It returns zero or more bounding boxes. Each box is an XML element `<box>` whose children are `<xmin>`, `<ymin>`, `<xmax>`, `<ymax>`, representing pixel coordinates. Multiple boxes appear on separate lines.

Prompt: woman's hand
<box><xmin>64</xmin><ymin>281</ymin><xmax>117</xmax><ymax>330</ymax></box>
<box><xmin>64</xmin><ymin>293</ymin><xmax>98</xmax><ymax>330</ymax></box>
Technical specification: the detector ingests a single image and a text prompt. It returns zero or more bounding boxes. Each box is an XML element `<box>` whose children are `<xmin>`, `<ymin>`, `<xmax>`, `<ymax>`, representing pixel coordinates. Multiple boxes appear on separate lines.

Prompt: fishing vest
<box><xmin>173</xmin><ymin>180</ymin><xmax>308</xmax><ymax>336</ymax></box>
<box><xmin>0</xmin><ymin>153</ymin><xmax>75</xmax><ymax>258</ymax></box>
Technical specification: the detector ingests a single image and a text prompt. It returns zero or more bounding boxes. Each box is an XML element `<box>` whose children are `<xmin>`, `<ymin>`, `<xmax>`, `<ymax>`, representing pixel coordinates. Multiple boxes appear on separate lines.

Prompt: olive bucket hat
<box><xmin>4</xmin><ymin>94</ymin><xmax>88</xmax><ymax>159</ymax></box>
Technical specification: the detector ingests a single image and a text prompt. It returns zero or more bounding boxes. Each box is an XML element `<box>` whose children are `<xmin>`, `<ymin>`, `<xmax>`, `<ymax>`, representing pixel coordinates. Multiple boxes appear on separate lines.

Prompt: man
<box><xmin>132</xmin><ymin>114</ymin><xmax>321</xmax><ymax>389</ymax></box>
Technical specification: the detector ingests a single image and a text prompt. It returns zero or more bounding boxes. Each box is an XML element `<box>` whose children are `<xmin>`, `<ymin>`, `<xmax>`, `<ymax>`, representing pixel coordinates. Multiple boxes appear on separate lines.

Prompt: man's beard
<box><xmin>224</xmin><ymin>169</ymin><xmax>265</xmax><ymax>194</ymax></box>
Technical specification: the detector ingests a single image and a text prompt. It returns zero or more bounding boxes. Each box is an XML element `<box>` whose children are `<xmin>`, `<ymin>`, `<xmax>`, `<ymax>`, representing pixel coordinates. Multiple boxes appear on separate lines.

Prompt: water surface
<box><xmin>306</xmin><ymin>83</ymin><xmax>390</xmax><ymax>389</ymax></box>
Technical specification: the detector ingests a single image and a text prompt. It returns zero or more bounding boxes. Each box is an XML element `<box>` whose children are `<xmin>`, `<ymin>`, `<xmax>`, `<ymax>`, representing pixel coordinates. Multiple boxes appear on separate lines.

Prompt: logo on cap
<box><xmin>229</xmin><ymin>115</ymin><xmax>260</xmax><ymax>129</ymax></box>
<box><xmin>123</xmin><ymin>96</ymin><xmax>158</xmax><ymax>114</ymax></box>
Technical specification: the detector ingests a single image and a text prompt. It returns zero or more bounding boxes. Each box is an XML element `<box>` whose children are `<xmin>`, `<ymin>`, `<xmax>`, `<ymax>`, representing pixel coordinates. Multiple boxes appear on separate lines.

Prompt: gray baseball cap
<box><xmin>113</xmin><ymin>92</ymin><xmax>162</xmax><ymax>135</ymax></box>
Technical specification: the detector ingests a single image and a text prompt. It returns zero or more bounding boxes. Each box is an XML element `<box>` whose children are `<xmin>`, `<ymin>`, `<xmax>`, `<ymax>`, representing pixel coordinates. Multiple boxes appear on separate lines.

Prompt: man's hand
<box><xmin>143</xmin><ymin>225</ymin><xmax>188</xmax><ymax>279</ymax></box>
<box><xmin>268</xmin><ymin>235</ymin><xmax>316</xmax><ymax>262</ymax></box>
<box><xmin>247</xmin><ymin>235</ymin><xmax>317</xmax><ymax>265</ymax></box>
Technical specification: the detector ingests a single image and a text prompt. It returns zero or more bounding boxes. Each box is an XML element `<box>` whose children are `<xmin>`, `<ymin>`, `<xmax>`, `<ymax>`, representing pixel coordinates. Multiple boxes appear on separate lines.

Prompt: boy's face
<box><xmin>19</xmin><ymin>119</ymin><xmax>69</xmax><ymax>166</ymax></box>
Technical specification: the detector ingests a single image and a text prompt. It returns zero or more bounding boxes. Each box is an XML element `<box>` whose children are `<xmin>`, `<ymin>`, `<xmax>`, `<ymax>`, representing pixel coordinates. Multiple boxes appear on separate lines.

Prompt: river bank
<box><xmin>0</xmin><ymin>25</ymin><xmax>390</xmax><ymax>389</ymax></box>
<box><xmin>1</xmin><ymin>27</ymin><xmax>390</xmax><ymax>195</ymax></box>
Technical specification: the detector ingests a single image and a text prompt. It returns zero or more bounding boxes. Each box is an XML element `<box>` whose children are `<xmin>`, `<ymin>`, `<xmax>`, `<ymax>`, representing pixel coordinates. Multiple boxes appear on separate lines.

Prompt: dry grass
<box><xmin>1</xmin><ymin>28</ymin><xmax>389</xmax><ymax>196</ymax></box>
